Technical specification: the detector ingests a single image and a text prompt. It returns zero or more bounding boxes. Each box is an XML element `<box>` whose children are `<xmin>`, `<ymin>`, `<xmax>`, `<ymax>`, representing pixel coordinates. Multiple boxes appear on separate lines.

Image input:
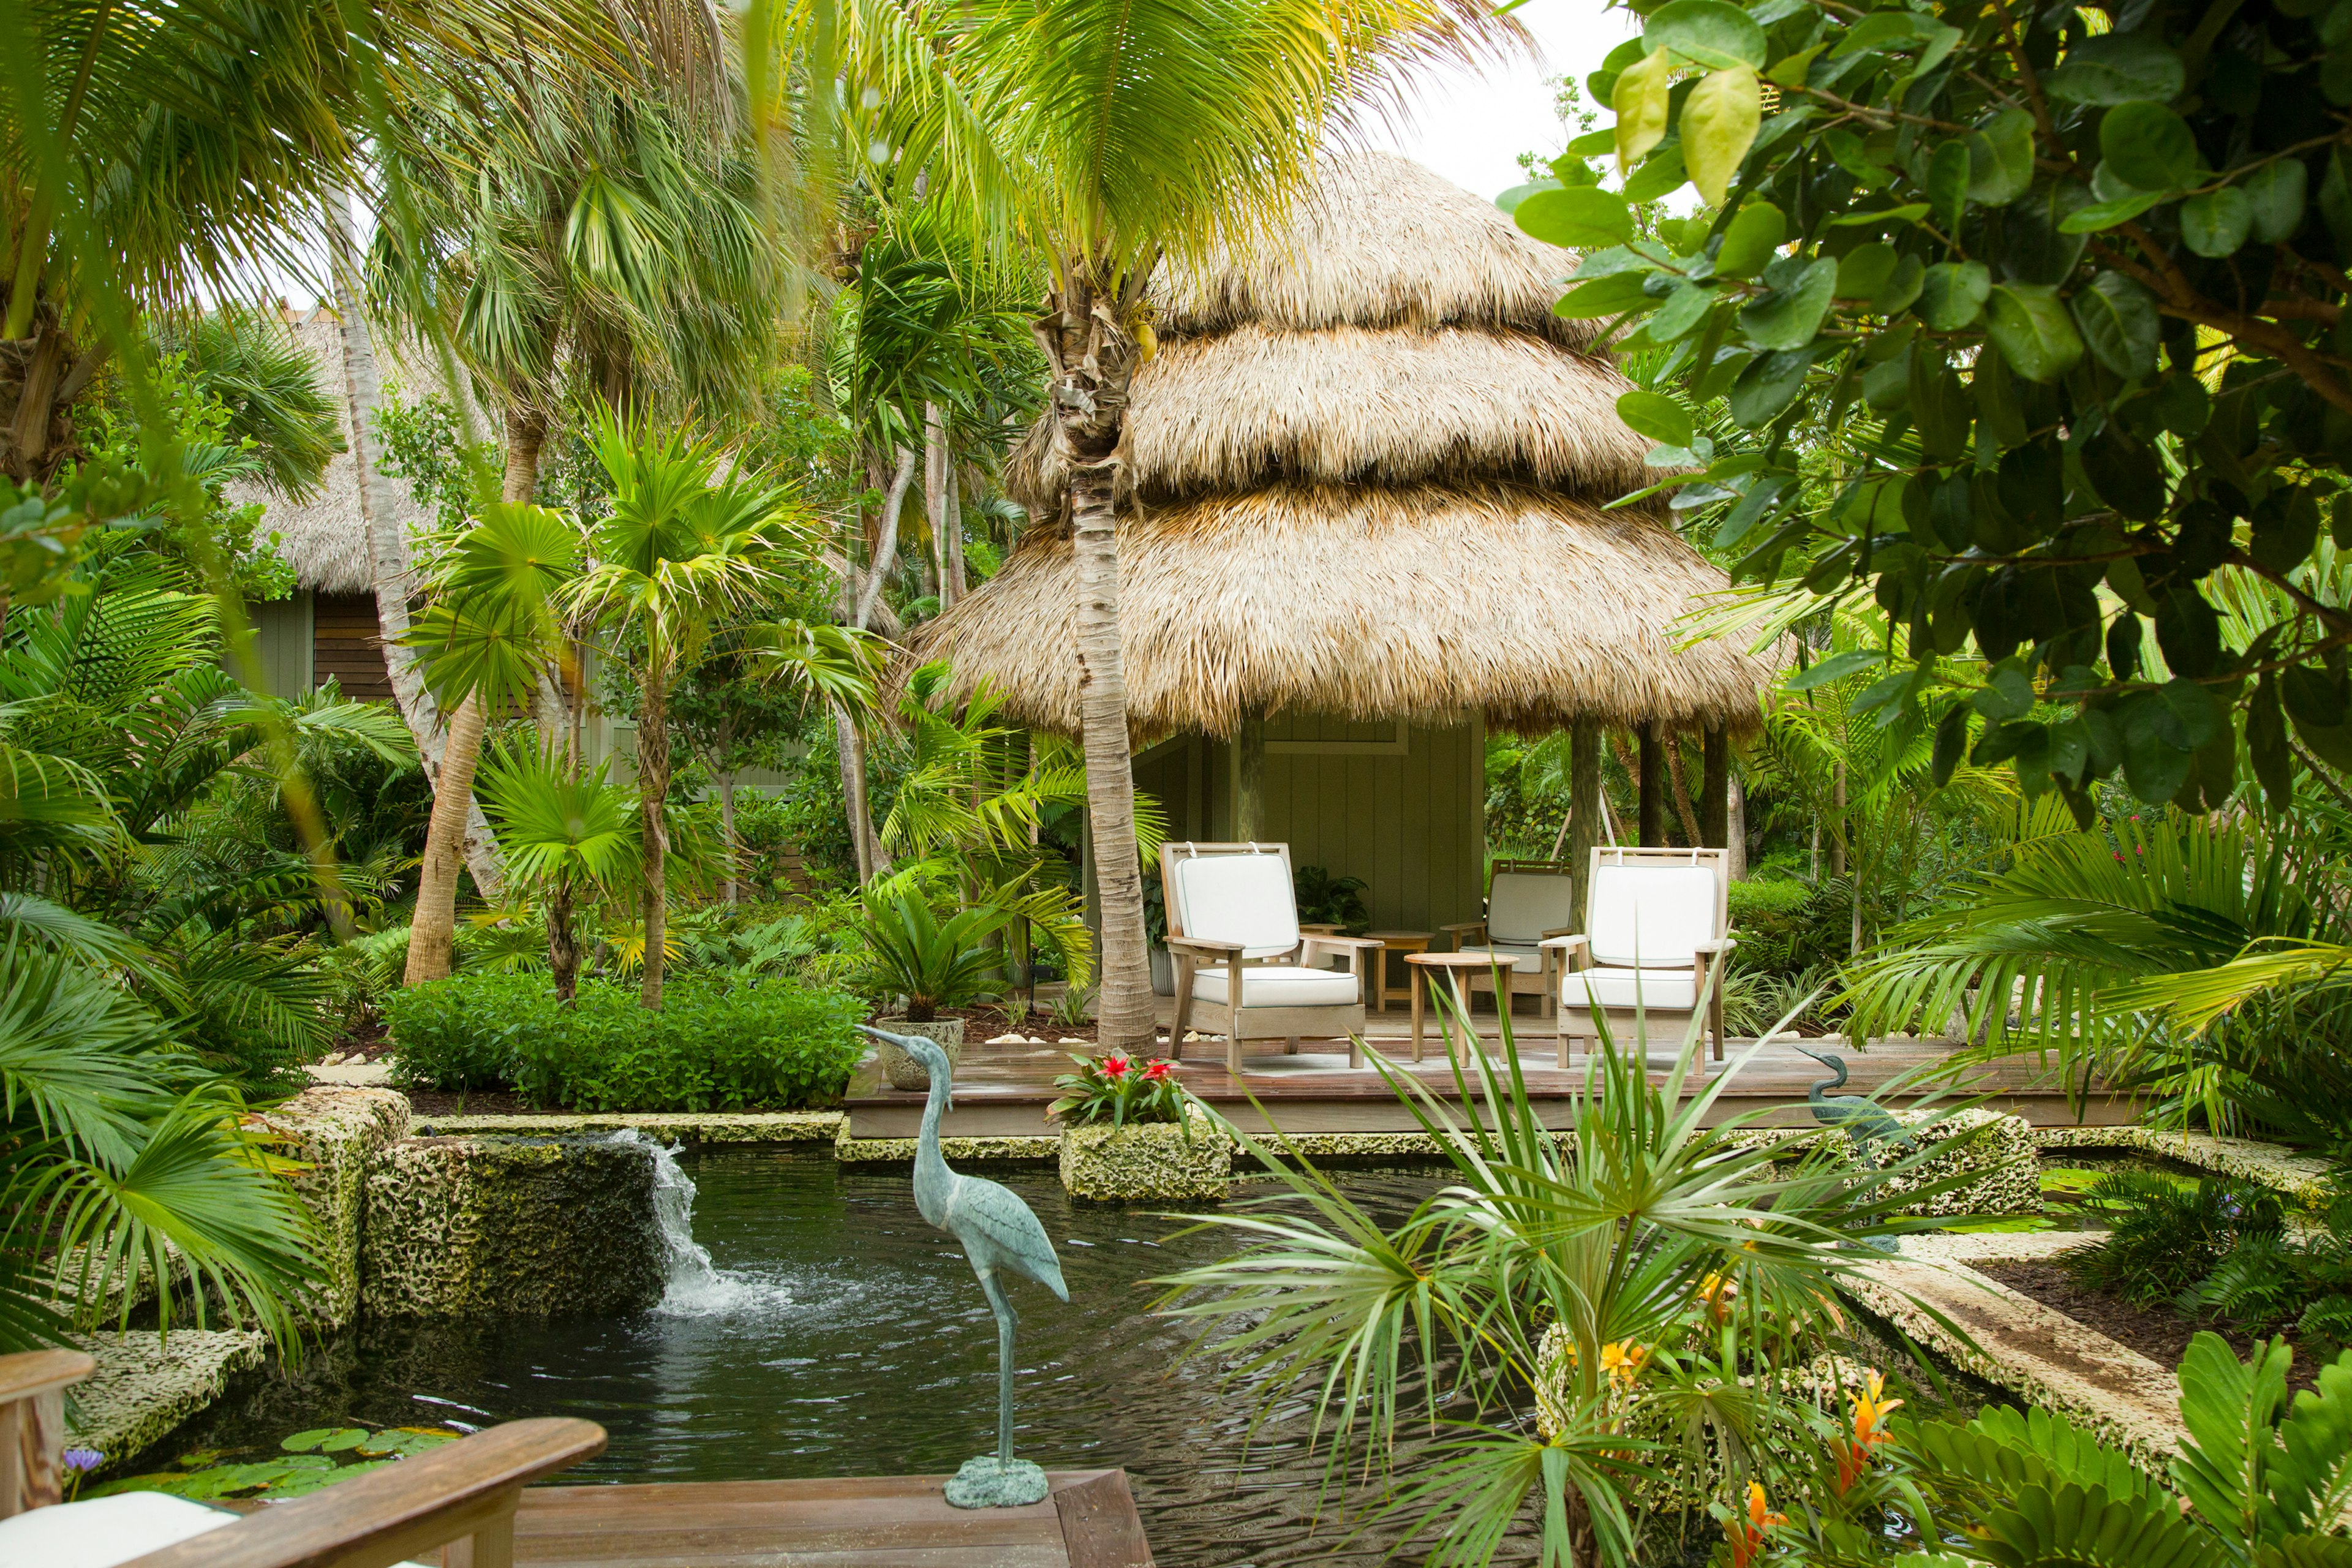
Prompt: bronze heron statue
<box><xmin>861</xmin><ymin>1025</ymin><xmax>1068</xmax><ymax>1507</ymax></box>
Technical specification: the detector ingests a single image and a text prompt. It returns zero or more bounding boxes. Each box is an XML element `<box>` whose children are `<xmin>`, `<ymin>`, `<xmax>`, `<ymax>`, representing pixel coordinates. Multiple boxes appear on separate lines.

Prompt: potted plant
<box><xmin>1049</xmin><ymin>1052</ymin><xmax>1229</xmax><ymax>1202</ymax></box>
<box><xmin>854</xmin><ymin>887</ymin><xmax>1014</xmax><ymax>1089</ymax></box>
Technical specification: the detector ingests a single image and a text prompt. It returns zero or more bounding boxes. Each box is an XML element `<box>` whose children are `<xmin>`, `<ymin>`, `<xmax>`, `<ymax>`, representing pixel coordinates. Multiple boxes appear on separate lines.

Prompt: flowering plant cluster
<box><xmin>1047</xmin><ymin>1050</ymin><xmax>1194</xmax><ymax>1133</ymax></box>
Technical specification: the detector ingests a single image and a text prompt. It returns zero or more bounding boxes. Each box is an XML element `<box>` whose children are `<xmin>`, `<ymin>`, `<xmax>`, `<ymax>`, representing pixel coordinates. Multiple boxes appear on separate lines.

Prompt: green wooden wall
<box><xmin>1133</xmin><ymin>715</ymin><xmax>1487</xmax><ymax>935</ymax></box>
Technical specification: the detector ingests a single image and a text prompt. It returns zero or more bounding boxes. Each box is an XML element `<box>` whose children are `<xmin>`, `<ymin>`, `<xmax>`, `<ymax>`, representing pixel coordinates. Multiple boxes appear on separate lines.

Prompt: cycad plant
<box><xmin>1158</xmin><ymin>994</ymin><xmax>1970</xmax><ymax>1568</ymax></box>
<box><xmin>852</xmin><ymin>883</ymin><xmax>1016</xmax><ymax>1023</ymax></box>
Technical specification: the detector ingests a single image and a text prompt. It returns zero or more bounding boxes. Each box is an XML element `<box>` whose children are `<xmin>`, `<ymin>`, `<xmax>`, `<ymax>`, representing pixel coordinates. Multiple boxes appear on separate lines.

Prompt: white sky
<box><xmin>1360</xmin><ymin>0</ymin><xmax>1643</xmax><ymax>202</ymax></box>
<box><xmin>255</xmin><ymin>2</ymin><xmax>1634</xmax><ymax>308</ymax></box>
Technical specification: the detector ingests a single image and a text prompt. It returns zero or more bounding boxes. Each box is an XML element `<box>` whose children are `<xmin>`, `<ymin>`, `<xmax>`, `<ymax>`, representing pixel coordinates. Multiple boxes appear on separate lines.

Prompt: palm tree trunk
<box><xmin>924</xmin><ymin>404</ymin><xmax>952</xmax><ymax>608</ymax></box>
<box><xmin>1665</xmin><ymin>734</ymin><xmax>1702</xmax><ymax>847</ymax></box>
<box><xmin>402</xmin><ymin>403</ymin><xmax>544</xmax><ymax>982</ymax></box>
<box><xmin>854</xmin><ymin>447</ymin><xmax>915</xmax><ymax>630</ymax></box>
<box><xmin>639</xmin><ymin>657</ymin><xmax>672</xmax><ymax>1009</ymax></box>
<box><xmin>1038</xmin><ymin>266</ymin><xmax>1154</xmax><ymax>1052</ymax></box>
<box><xmin>324</xmin><ymin>188</ymin><xmax>502</xmax><ymax>902</ymax></box>
<box><xmin>548</xmin><ymin>880</ymin><xmax>580</xmax><ymax>1003</ymax></box>
<box><xmin>405</xmin><ymin>692</ymin><xmax>486</xmax><ymax>983</ymax></box>
<box><xmin>1727</xmin><ymin>772</ymin><xmax>1748</xmax><ymax>880</ymax></box>
<box><xmin>943</xmin><ymin>461</ymin><xmax>965</xmax><ymax>610</ymax></box>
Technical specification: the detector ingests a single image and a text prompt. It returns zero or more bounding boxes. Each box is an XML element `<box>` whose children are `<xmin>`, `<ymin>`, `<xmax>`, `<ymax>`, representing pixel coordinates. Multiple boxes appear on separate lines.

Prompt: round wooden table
<box><xmin>1363</xmin><ymin>930</ymin><xmax>1432</xmax><ymax>1013</ymax></box>
<box><xmin>1406</xmin><ymin>951</ymin><xmax>1506</xmax><ymax>1061</ymax></box>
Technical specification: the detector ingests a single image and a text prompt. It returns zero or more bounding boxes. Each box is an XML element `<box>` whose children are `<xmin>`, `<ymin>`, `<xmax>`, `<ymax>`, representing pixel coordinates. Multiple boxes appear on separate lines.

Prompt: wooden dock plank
<box><xmin>845</xmin><ymin>1033</ymin><xmax>2137</xmax><ymax>1141</ymax></box>
<box><xmin>510</xmin><ymin>1472</ymin><xmax>1152</xmax><ymax>1568</ymax></box>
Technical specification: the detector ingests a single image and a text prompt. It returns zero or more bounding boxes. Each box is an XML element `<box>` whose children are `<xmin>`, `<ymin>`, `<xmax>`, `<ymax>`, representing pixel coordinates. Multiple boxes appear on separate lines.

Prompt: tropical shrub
<box><xmin>1527</xmin><ymin>0</ymin><xmax>2351</xmax><ymax>819</ymax></box>
<box><xmin>386</xmin><ymin>971</ymin><xmax>864</xmax><ymax>1110</ymax></box>
<box><xmin>1766</xmin><ymin>1335</ymin><xmax>2352</xmax><ymax>1568</ymax></box>
<box><xmin>1293</xmin><ymin>864</ymin><xmax>1370</xmax><ymax>933</ymax></box>
<box><xmin>1160</xmin><ymin>1002</ymin><xmax>1970</xmax><ymax>1568</ymax></box>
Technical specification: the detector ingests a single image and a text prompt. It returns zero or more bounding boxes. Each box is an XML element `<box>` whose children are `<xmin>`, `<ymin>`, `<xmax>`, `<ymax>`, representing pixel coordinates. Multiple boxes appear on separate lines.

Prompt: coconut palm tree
<box><xmin>566</xmin><ymin>417</ymin><xmax>805</xmax><ymax>1008</ymax></box>
<box><xmin>474</xmin><ymin>738</ymin><xmax>638</xmax><ymax>1001</ymax></box>
<box><xmin>847</xmin><ymin>0</ymin><xmax>1514</xmax><ymax>1047</ymax></box>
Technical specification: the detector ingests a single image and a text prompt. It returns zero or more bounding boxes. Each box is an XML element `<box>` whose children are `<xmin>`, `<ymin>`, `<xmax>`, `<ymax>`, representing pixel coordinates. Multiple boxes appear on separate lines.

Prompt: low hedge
<box><xmin>385</xmin><ymin>971</ymin><xmax>864</xmax><ymax>1111</ymax></box>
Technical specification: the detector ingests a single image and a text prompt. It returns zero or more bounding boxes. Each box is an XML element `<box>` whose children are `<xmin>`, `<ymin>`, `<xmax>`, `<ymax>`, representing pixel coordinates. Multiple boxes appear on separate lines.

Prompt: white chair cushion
<box><xmin>0</xmin><ymin>1491</ymin><xmax>440</xmax><ymax>1568</ymax></box>
<box><xmin>1486</xmin><ymin>873</ymin><xmax>1578</xmax><ymax>944</ymax></box>
<box><xmin>1192</xmin><ymin>963</ymin><xmax>1359</xmax><ymax>1008</ymax></box>
<box><xmin>1459</xmin><ymin>942</ymin><xmax>1545</xmax><ymax>974</ymax></box>
<box><xmin>1588</xmin><ymin>864</ymin><xmax>1717</xmax><ymax>968</ymax></box>
<box><xmin>1562</xmin><ymin>965</ymin><xmax>1698</xmax><ymax>1011</ymax></box>
<box><xmin>1172</xmin><ymin>852</ymin><xmax>1300</xmax><ymax>960</ymax></box>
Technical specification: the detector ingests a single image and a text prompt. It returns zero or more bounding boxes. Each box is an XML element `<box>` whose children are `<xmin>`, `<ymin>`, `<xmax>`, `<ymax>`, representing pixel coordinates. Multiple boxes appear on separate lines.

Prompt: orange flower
<box><xmin>1833</xmin><ymin>1369</ymin><xmax>1903</xmax><ymax>1494</ymax></box>
<box><xmin>1698</xmin><ymin>1272</ymin><xmax>1738</xmax><ymax>1322</ymax></box>
<box><xmin>1724</xmin><ymin>1481</ymin><xmax>1786</xmax><ymax>1568</ymax></box>
<box><xmin>1599</xmin><ymin>1340</ymin><xmax>1650</xmax><ymax>1388</ymax></box>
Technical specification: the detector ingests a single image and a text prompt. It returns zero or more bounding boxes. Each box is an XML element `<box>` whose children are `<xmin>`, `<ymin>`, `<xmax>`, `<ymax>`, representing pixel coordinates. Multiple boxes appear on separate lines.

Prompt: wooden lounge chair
<box><xmin>0</xmin><ymin>1347</ymin><xmax>605</xmax><ymax>1568</ymax></box>
<box><xmin>1441</xmin><ymin>858</ymin><xmax>1581</xmax><ymax>1019</ymax></box>
<box><xmin>1162</xmin><ymin>841</ymin><xmax>1383</xmax><ymax>1073</ymax></box>
<box><xmin>1538</xmin><ymin>846</ymin><xmax>1734</xmax><ymax>1068</ymax></box>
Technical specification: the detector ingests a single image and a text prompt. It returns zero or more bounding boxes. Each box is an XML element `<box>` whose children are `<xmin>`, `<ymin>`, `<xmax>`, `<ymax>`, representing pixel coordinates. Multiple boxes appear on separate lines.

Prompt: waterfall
<box><xmin>606</xmin><ymin>1131</ymin><xmax>793</xmax><ymax>1316</ymax></box>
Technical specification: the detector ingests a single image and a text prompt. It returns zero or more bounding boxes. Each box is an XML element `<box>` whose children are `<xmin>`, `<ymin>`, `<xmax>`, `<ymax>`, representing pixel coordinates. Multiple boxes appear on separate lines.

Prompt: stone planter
<box><xmin>1059</xmin><ymin>1109</ymin><xmax>1231</xmax><ymax>1202</ymax></box>
<box><xmin>874</xmin><ymin>1015</ymin><xmax>965</xmax><ymax>1091</ymax></box>
<box><xmin>1149</xmin><ymin>945</ymin><xmax>1175</xmax><ymax>997</ymax></box>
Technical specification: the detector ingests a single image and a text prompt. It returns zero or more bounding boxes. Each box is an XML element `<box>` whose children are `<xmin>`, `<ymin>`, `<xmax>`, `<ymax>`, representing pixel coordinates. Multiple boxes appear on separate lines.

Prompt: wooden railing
<box><xmin>2</xmin><ymin>1347</ymin><xmax>96</xmax><ymax>1517</ymax></box>
<box><xmin>0</xmin><ymin>1349</ymin><xmax>605</xmax><ymax>1568</ymax></box>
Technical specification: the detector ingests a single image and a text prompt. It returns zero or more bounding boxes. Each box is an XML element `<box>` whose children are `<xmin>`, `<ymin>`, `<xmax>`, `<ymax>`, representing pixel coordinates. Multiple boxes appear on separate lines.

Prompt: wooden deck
<box><xmin>505</xmin><ymin>1470</ymin><xmax>1153</xmax><ymax>1567</ymax></box>
<box><xmin>848</xmin><ymin>1003</ymin><xmax>2138</xmax><ymax>1142</ymax></box>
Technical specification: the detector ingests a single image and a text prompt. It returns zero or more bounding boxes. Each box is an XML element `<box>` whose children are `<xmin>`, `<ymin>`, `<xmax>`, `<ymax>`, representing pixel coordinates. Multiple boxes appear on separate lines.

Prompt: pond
<box><xmin>150</xmin><ymin>1148</ymin><xmax>1521</xmax><ymax>1567</ymax></box>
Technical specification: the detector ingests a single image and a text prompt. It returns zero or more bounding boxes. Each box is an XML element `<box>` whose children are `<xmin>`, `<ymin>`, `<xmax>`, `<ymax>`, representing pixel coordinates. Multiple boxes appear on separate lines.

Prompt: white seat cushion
<box><xmin>1459</xmin><ymin>942</ymin><xmax>1545</xmax><ymax>974</ymax></box>
<box><xmin>1486</xmin><ymin>873</ymin><xmax>1578</xmax><ymax>944</ymax></box>
<box><xmin>1588</xmin><ymin>864</ymin><xmax>1718</xmax><ymax>967</ymax></box>
<box><xmin>1172</xmin><ymin>851</ymin><xmax>1300</xmax><ymax>960</ymax></box>
<box><xmin>1562</xmin><ymin>965</ymin><xmax>1697</xmax><ymax>1011</ymax></box>
<box><xmin>1192</xmin><ymin>963</ymin><xmax>1359</xmax><ymax>1008</ymax></box>
<box><xmin>0</xmin><ymin>1490</ymin><xmax>436</xmax><ymax>1568</ymax></box>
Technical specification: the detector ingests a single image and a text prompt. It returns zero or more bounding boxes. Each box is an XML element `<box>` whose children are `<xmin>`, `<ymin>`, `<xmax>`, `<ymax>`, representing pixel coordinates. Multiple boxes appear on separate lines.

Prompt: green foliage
<box><xmin>156</xmin><ymin>312</ymin><xmax>344</xmax><ymax>501</ymax></box>
<box><xmin>1545</xmin><ymin>0</ymin><xmax>2352</xmax><ymax>821</ymax></box>
<box><xmin>385</xmin><ymin>970</ymin><xmax>863</xmax><ymax>1110</ymax></box>
<box><xmin>91</xmin><ymin>1425</ymin><xmax>461</xmax><ymax>1504</ymax></box>
<box><xmin>1772</xmin><ymin>1336</ymin><xmax>2352</xmax><ymax>1568</ymax></box>
<box><xmin>1047</xmin><ymin>1049</ymin><xmax>1193</xmax><ymax>1130</ymax></box>
<box><xmin>850</xmin><ymin>884</ymin><xmax>1014</xmax><ymax>1022</ymax></box>
<box><xmin>2068</xmin><ymin>1169</ymin><xmax>2283</xmax><ymax>1307</ymax></box>
<box><xmin>69</xmin><ymin>352</ymin><xmax>300</xmax><ymax>605</ymax></box>
<box><xmin>1292</xmin><ymin>864</ymin><xmax>1370</xmax><ymax>934</ymax></box>
<box><xmin>1159</xmin><ymin>997</ymin><xmax>1974</xmax><ymax>1568</ymax></box>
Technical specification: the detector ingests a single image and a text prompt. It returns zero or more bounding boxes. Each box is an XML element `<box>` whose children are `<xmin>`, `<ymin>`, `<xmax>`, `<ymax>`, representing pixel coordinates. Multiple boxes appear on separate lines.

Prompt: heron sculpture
<box><xmin>1793</xmin><ymin>1044</ymin><xmax>1910</xmax><ymax>1150</ymax></box>
<box><xmin>859</xmin><ymin>1025</ymin><xmax>1069</xmax><ymax>1508</ymax></box>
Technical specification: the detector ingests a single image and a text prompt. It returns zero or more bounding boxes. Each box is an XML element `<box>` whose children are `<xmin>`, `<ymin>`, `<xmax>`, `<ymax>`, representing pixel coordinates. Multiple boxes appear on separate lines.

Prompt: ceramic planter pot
<box><xmin>1148</xmin><ymin>945</ymin><xmax>1174</xmax><ymax>997</ymax></box>
<box><xmin>873</xmin><ymin>1016</ymin><xmax>965</xmax><ymax>1091</ymax></box>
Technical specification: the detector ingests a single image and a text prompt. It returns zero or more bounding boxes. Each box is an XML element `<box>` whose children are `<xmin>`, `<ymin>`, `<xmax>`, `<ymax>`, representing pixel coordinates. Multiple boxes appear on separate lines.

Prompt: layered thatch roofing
<box><xmin>914</xmin><ymin>151</ymin><xmax>1773</xmax><ymax>740</ymax></box>
<box><xmin>919</xmin><ymin>485</ymin><xmax>1774</xmax><ymax>736</ymax></box>
<box><xmin>222</xmin><ymin>307</ymin><xmax>464</xmax><ymax>596</ymax></box>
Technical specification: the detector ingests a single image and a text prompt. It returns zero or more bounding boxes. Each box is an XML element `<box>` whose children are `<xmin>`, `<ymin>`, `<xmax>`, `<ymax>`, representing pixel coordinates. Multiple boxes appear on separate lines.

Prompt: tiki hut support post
<box><xmin>1700</xmin><ymin>726</ymin><xmax>1730</xmax><ymax>851</ymax></box>
<box><xmin>1569</xmin><ymin>720</ymin><xmax>1600</xmax><ymax>915</ymax></box>
<box><xmin>1638</xmin><ymin>724</ymin><xmax>1666</xmax><ymax>848</ymax></box>
<box><xmin>1236</xmin><ymin>712</ymin><xmax>1268</xmax><ymax>841</ymax></box>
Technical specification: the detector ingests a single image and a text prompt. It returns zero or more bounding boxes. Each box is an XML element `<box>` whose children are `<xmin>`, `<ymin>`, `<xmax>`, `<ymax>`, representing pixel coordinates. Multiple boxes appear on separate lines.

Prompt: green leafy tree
<box><xmin>1521</xmin><ymin>0</ymin><xmax>2352</xmax><ymax>825</ymax></box>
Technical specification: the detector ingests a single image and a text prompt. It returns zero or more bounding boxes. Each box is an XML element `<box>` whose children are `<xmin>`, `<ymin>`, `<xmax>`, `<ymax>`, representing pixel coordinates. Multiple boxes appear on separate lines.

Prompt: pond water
<box><xmin>155</xmin><ymin>1148</ymin><xmax>1526</xmax><ymax>1567</ymax></box>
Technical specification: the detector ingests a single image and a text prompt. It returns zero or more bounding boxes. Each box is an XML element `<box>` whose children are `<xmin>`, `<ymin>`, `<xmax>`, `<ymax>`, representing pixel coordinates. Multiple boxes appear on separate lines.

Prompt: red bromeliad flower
<box><xmin>1142</xmin><ymin>1059</ymin><xmax>1173</xmax><ymax>1081</ymax></box>
<box><xmin>1099</xmin><ymin>1054</ymin><xmax>1131</xmax><ymax>1080</ymax></box>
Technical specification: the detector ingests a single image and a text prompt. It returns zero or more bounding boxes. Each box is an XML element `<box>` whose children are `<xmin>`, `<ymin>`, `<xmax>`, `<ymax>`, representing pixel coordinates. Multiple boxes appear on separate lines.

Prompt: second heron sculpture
<box><xmin>859</xmin><ymin>1025</ymin><xmax>1069</xmax><ymax>1507</ymax></box>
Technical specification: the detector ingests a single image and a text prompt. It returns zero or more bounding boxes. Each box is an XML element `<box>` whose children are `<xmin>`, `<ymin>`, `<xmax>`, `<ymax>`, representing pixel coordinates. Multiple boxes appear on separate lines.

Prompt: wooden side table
<box><xmin>1363</xmin><ymin>930</ymin><xmax>1433</xmax><ymax>1013</ymax></box>
<box><xmin>1407</xmin><ymin>951</ymin><xmax>1506</xmax><ymax>1061</ymax></box>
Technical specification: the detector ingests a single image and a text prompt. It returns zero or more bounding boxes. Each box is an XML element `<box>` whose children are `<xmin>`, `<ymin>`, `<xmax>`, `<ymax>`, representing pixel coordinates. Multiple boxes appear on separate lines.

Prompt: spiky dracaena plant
<box><xmin>1156</xmin><ymin>989</ymin><xmax>1978</xmax><ymax>1568</ymax></box>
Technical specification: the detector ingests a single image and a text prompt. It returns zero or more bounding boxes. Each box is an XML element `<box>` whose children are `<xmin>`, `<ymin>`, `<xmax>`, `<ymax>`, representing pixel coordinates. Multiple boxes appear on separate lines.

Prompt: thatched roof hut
<box><xmin>912</xmin><ymin>152</ymin><xmax>1771</xmax><ymax>741</ymax></box>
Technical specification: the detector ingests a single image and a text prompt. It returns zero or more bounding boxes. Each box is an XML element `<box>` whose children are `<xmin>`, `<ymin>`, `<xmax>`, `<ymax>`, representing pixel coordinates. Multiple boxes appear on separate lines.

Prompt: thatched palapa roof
<box><xmin>913</xmin><ymin>152</ymin><xmax>1773</xmax><ymax>740</ymax></box>
<box><xmin>222</xmin><ymin>307</ymin><xmax>466</xmax><ymax>596</ymax></box>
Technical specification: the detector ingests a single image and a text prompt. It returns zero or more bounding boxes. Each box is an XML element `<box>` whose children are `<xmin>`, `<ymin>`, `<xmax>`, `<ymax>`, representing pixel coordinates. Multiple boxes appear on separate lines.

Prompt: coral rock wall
<box><xmin>248</xmin><ymin>1087</ymin><xmax>412</xmax><ymax>1327</ymax></box>
<box><xmin>1060</xmin><ymin>1112</ymin><xmax>1232</xmax><ymax>1202</ymax></box>
<box><xmin>361</xmin><ymin>1134</ymin><xmax>663</xmax><ymax>1317</ymax></box>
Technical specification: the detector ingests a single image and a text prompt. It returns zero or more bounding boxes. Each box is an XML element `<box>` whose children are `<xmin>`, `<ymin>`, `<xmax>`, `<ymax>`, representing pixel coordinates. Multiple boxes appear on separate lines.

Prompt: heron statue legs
<box><xmin>981</xmin><ymin>1268</ymin><xmax>1017</xmax><ymax>1462</ymax></box>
